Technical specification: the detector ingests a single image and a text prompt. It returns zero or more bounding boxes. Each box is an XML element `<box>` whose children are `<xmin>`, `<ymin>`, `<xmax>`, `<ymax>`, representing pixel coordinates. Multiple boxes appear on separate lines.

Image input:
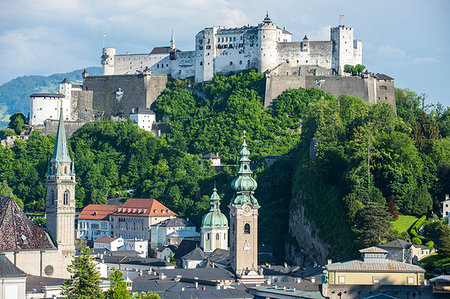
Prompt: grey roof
<box><xmin>207</xmin><ymin>248</ymin><xmax>230</xmax><ymax>266</ymax></box>
<box><xmin>375</xmin><ymin>73</ymin><xmax>394</xmax><ymax>81</ymax></box>
<box><xmin>132</xmin><ymin>107</ymin><xmax>155</xmax><ymax>115</ymax></box>
<box><xmin>378</xmin><ymin>239</ymin><xmax>412</xmax><ymax>250</ymax></box>
<box><xmin>157</xmin><ymin>288</ymin><xmax>252</xmax><ymax>299</ymax></box>
<box><xmin>364</xmin><ymin>294</ymin><xmax>398</xmax><ymax>299</ymax></box>
<box><xmin>60</xmin><ymin>78</ymin><xmax>71</xmax><ymax>84</ymax></box>
<box><xmin>100</xmin><ymin>255</ymin><xmax>171</xmax><ymax>267</ymax></box>
<box><xmin>150</xmin><ymin>47</ymin><xmax>171</xmax><ymax>54</ymax></box>
<box><xmin>182</xmin><ymin>247</ymin><xmax>205</xmax><ymax>261</ymax></box>
<box><xmin>167</xmin><ymin>230</ymin><xmax>200</xmax><ymax>238</ymax></box>
<box><xmin>326</xmin><ymin>258</ymin><xmax>426</xmax><ymax>273</ymax></box>
<box><xmin>430</xmin><ymin>275</ymin><xmax>450</xmax><ymax>283</ymax></box>
<box><xmin>30</xmin><ymin>93</ymin><xmax>65</xmax><ymax>98</ymax></box>
<box><xmin>173</xmin><ymin>240</ymin><xmax>200</xmax><ymax>259</ymax></box>
<box><xmin>249</xmin><ymin>284</ymin><xmax>323</xmax><ymax>299</ymax></box>
<box><xmin>156</xmin><ymin>267</ymin><xmax>235</xmax><ymax>281</ymax></box>
<box><xmin>359</xmin><ymin>246</ymin><xmax>388</xmax><ymax>254</ymax></box>
<box><xmin>0</xmin><ymin>253</ymin><xmax>27</xmax><ymax>278</ymax></box>
<box><xmin>26</xmin><ymin>275</ymin><xmax>65</xmax><ymax>292</ymax></box>
<box><xmin>201</xmin><ymin>152</ymin><xmax>219</xmax><ymax>159</ymax></box>
<box><xmin>154</xmin><ymin>218</ymin><xmax>195</xmax><ymax>228</ymax></box>
<box><xmin>0</xmin><ymin>197</ymin><xmax>54</xmax><ymax>251</ymax></box>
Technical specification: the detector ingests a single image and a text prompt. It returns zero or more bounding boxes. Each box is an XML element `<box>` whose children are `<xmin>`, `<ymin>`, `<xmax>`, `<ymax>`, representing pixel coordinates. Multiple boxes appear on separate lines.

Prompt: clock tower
<box><xmin>229</xmin><ymin>134</ymin><xmax>262</xmax><ymax>279</ymax></box>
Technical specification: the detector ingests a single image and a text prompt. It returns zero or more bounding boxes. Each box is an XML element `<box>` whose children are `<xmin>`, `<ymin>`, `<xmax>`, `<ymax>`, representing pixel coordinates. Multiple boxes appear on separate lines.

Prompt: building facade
<box><xmin>200</xmin><ymin>187</ymin><xmax>228</xmax><ymax>252</ymax></box>
<box><xmin>77</xmin><ymin>204</ymin><xmax>119</xmax><ymax>240</ymax></box>
<box><xmin>101</xmin><ymin>14</ymin><xmax>361</xmax><ymax>82</ymax></box>
<box><xmin>130</xmin><ymin>107</ymin><xmax>156</xmax><ymax>132</ymax></box>
<box><xmin>150</xmin><ymin>218</ymin><xmax>197</xmax><ymax>249</ymax></box>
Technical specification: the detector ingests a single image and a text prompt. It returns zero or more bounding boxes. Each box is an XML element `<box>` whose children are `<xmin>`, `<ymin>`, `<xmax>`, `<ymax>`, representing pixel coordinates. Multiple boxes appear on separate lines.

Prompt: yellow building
<box><xmin>325</xmin><ymin>247</ymin><xmax>426</xmax><ymax>286</ymax></box>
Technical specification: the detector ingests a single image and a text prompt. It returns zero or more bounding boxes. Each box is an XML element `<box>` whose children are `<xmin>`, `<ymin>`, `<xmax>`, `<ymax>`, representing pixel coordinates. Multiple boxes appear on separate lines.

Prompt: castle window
<box><xmin>240</xmin><ymin>60</ymin><xmax>242</xmax><ymax>65</ymax></box>
<box><xmin>230</xmin><ymin>61</ymin><xmax>233</xmax><ymax>65</ymax></box>
<box><xmin>63</xmin><ymin>190</ymin><xmax>69</xmax><ymax>205</ymax></box>
<box><xmin>51</xmin><ymin>190</ymin><xmax>56</xmax><ymax>206</ymax></box>
<box><xmin>200</xmin><ymin>62</ymin><xmax>203</xmax><ymax>66</ymax></box>
<box><xmin>244</xmin><ymin>223</ymin><xmax>250</xmax><ymax>234</ymax></box>
<box><xmin>247</xmin><ymin>60</ymin><xmax>250</xmax><ymax>65</ymax></box>
<box><xmin>216</xmin><ymin>233</ymin><xmax>219</xmax><ymax>240</ymax></box>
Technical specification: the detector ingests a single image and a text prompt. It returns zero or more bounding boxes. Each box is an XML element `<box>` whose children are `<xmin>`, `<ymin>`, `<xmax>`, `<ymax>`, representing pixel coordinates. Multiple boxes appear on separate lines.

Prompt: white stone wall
<box><xmin>77</xmin><ymin>219</ymin><xmax>111</xmax><ymax>240</ymax></box>
<box><xmin>0</xmin><ymin>277</ymin><xmax>26</xmax><ymax>299</ymax></box>
<box><xmin>114</xmin><ymin>53</ymin><xmax>168</xmax><ymax>75</ymax></box>
<box><xmin>443</xmin><ymin>198</ymin><xmax>450</xmax><ymax>219</ymax></box>
<box><xmin>201</xmin><ymin>227</ymin><xmax>228</xmax><ymax>252</ymax></box>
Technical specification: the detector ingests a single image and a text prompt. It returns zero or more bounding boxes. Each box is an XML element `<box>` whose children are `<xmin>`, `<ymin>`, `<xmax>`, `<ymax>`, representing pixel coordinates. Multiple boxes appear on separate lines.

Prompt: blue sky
<box><xmin>0</xmin><ymin>0</ymin><xmax>448</xmax><ymax>106</ymax></box>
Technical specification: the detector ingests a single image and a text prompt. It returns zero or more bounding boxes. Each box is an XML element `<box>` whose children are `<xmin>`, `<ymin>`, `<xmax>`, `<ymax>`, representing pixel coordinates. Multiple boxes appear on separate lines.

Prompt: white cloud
<box><xmin>412</xmin><ymin>56</ymin><xmax>439</xmax><ymax>64</ymax></box>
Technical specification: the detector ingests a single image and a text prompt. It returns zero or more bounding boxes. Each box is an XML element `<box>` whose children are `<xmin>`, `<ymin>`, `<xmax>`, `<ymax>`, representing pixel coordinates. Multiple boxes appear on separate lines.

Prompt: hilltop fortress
<box><xmin>102</xmin><ymin>14</ymin><xmax>362</xmax><ymax>81</ymax></box>
<box><xmin>31</xmin><ymin>14</ymin><xmax>395</xmax><ymax>133</ymax></box>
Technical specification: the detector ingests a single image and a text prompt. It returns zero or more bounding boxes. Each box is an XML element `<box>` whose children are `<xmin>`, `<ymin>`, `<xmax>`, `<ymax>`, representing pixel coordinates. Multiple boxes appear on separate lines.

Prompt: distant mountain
<box><xmin>0</xmin><ymin>67</ymin><xmax>102</xmax><ymax>128</ymax></box>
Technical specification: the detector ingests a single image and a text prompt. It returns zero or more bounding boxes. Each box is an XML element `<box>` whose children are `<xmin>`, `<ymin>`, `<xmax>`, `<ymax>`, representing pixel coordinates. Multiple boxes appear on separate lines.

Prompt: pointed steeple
<box><xmin>51</xmin><ymin>102</ymin><xmax>71</xmax><ymax>163</ymax></box>
<box><xmin>230</xmin><ymin>132</ymin><xmax>259</xmax><ymax>206</ymax></box>
<box><xmin>170</xmin><ymin>30</ymin><xmax>175</xmax><ymax>50</ymax></box>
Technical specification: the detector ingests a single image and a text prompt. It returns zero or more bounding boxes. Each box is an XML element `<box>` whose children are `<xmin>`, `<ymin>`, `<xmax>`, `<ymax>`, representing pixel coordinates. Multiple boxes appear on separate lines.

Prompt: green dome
<box><xmin>201</xmin><ymin>210</ymin><xmax>228</xmax><ymax>229</ymax></box>
<box><xmin>231</xmin><ymin>175</ymin><xmax>257</xmax><ymax>192</ymax></box>
<box><xmin>201</xmin><ymin>187</ymin><xmax>228</xmax><ymax>229</ymax></box>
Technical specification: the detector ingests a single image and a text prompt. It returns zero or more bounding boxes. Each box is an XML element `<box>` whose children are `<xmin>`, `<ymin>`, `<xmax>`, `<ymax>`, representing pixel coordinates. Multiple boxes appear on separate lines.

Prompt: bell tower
<box><xmin>229</xmin><ymin>133</ymin><xmax>262</xmax><ymax>280</ymax></box>
<box><xmin>46</xmin><ymin>103</ymin><xmax>76</xmax><ymax>253</ymax></box>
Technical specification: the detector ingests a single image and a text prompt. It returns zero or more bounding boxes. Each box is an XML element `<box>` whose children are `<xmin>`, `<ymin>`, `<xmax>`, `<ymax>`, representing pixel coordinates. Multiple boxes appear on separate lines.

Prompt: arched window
<box><xmin>244</xmin><ymin>223</ymin><xmax>250</xmax><ymax>234</ymax></box>
<box><xmin>65</xmin><ymin>166</ymin><xmax>68</xmax><ymax>174</ymax></box>
<box><xmin>63</xmin><ymin>190</ymin><xmax>69</xmax><ymax>205</ymax></box>
<box><xmin>216</xmin><ymin>233</ymin><xmax>220</xmax><ymax>240</ymax></box>
<box><xmin>206</xmin><ymin>233</ymin><xmax>210</xmax><ymax>240</ymax></box>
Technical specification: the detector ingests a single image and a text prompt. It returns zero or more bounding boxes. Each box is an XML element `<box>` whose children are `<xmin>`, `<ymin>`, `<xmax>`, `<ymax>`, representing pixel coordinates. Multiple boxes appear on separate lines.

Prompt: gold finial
<box><xmin>243</xmin><ymin>130</ymin><xmax>246</xmax><ymax>140</ymax></box>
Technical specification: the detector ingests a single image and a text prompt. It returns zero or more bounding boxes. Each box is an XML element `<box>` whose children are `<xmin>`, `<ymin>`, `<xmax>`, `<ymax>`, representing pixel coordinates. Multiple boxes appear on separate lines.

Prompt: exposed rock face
<box><xmin>286</xmin><ymin>200</ymin><xmax>329</xmax><ymax>267</ymax></box>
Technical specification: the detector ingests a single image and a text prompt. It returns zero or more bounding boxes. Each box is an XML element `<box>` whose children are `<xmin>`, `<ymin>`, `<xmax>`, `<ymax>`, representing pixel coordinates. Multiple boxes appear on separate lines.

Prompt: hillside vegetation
<box><xmin>0</xmin><ymin>70</ymin><xmax>448</xmax><ymax>260</ymax></box>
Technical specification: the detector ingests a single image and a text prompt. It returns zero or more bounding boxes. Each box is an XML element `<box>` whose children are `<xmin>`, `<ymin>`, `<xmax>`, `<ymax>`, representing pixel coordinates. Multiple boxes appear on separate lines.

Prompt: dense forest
<box><xmin>0</xmin><ymin>70</ymin><xmax>449</xmax><ymax>261</ymax></box>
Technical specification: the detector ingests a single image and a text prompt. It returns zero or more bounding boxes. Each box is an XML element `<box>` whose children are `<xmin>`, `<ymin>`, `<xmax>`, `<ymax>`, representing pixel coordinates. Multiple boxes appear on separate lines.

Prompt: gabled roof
<box><xmin>375</xmin><ymin>73</ymin><xmax>394</xmax><ymax>81</ymax></box>
<box><xmin>153</xmin><ymin>217</ymin><xmax>195</xmax><ymax>228</ymax></box>
<box><xmin>359</xmin><ymin>247</ymin><xmax>388</xmax><ymax>254</ymax></box>
<box><xmin>201</xmin><ymin>153</ymin><xmax>219</xmax><ymax>159</ymax></box>
<box><xmin>208</xmin><ymin>248</ymin><xmax>230</xmax><ymax>266</ymax></box>
<box><xmin>174</xmin><ymin>240</ymin><xmax>200</xmax><ymax>259</ymax></box>
<box><xmin>0</xmin><ymin>253</ymin><xmax>27</xmax><ymax>278</ymax></box>
<box><xmin>378</xmin><ymin>239</ymin><xmax>412</xmax><ymax>250</ymax></box>
<box><xmin>182</xmin><ymin>247</ymin><xmax>205</xmax><ymax>261</ymax></box>
<box><xmin>111</xmin><ymin>198</ymin><xmax>177</xmax><ymax>217</ymax></box>
<box><xmin>430</xmin><ymin>275</ymin><xmax>450</xmax><ymax>283</ymax></box>
<box><xmin>326</xmin><ymin>258</ymin><xmax>425</xmax><ymax>273</ymax></box>
<box><xmin>60</xmin><ymin>78</ymin><xmax>71</xmax><ymax>84</ymax></box>
<box><xmin>78</xmin><ymin>204</ymin><xmax>120</xmax><ymax>220</ymax></box>
<box><xmin>150</xmin><ymin>47</ymin><xmax>171</xmax><ymax>54</ymax></box>
<box><xmin>30</xmin><ymin>93</ymin><xmax>65</xmax><ymax>98</ymax></box>
<box><xmin>0</xmin><ymin>197</ymin><xmax>54</xmax><ymax>251</ymax></box>
<box><xmin>94</xmin><ymin>236</ymin><xmax>118</xmax><ymax>244</ymax></box>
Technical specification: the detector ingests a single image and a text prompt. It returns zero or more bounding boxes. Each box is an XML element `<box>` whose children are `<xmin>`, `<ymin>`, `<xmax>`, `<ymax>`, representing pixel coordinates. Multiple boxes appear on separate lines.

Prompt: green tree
<box><xmin>105</xmin><ymin>269</ymin><xmax>132</xmax><ymax>299</ymax></box>
<box><xmin>344</xmin><ymin>64</ymin><xmax>355</xmax><ymax>75</ymax></box>
<box><xmin>8</xmin><ymin>112</ymin><xmax>26</xmax><ymax>134</ymax></box>
<box><xmin>61</xmin><ymin>245</ymin><xmax>103</xmax><ymax>299</ymax></box>
<box><xmin>355</xmin><ymin>202</ymin><xmax>394</xmax><ymax>247</ymax></box>
<box><xmin>168</xmin><ymin>251</ymin><xmax>176</xmax><ymax>265</ymax></box>
<box><xmin>133</xmin><ymin>292</ymin><xmax>161</xmax><ymax>299</ymax></box>
<box><xmin>438</xmin><ymin>225</ymin><xmax>450</xmax><ymax>258</ymax></box>
<box><xmin>400</xmin><ymin>185</ymin><xmax>432</xmax><ymax>216</ymax></box>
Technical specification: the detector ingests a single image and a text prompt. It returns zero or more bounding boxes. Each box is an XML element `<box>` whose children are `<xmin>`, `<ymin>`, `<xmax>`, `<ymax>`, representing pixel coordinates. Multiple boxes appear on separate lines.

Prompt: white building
<box><xmin>150</xmin><ymin>218</ymin><xmax>198</xmax><ymax>249</ymax></box>
<box><xmin>77</xmin><ymin>204</ymin><xmax>119</xmax><ymax>241</ymax></box>
<box><xmin>443</xmin><ymin>194</ymin><xmax>450</xmax><ymax>223</ymax></box>
<box><xmin>29</xmin><ymin>78</ymin><xmax>82</xmax><ymax>126</ymax></box>
<box><xmin>102</xmin><ymin>14</ymin><xmax>362</xmax><ymax>82</ymax></box>
<box><xmin>130</xmin><ymin>107</ymin><xmax>156</xmax><ymax>132</ymax></box>
<box><xmin>94</xmin><ymin>237</ymin><xmax>124</xmax><ymax>251</ymax></box>
<box><xmin>0</xmin><ymin>253</ymin><xmax>26</xmax><ymax>299</ymax></box>
<box><xmin>200</xmin><ymin>187</ymin><xmax>229</xmax><ymax>253</ymax></box>
<box><xmin>201</xmin><ymin>153</ymin><xmax>221</xmax><ymax>166</ymax></box>
<box><xmin>122</xmin><ymin>239</ymin><xmax>148</xmax><ymax>258</ymax></box>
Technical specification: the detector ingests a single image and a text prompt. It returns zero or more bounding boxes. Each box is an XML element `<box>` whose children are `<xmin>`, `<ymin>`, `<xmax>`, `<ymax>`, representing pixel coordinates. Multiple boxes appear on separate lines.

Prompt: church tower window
<box><xmin>63</xmin><ymin>191</ymin><xmax>69</xmax><ymax>205</ymax></box>
<box><xmin>244</xmin><ymin>223</ymin><xmax>250</xmax><ymax>234</ymax></box>
<box><xmin>216</xmin><ymin>233</ymin><xmax>220</xmax><ymax>240</ymax></box>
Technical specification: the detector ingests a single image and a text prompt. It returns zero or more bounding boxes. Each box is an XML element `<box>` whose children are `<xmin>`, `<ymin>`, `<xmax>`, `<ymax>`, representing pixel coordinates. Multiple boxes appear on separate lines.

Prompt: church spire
<box><xmin>51</xmin><ymin>102</ymin><xmax>71</xmax><ymax>163</ymax></box>
<box><xmin>230</xmin><ymin>132</ymin><xmax>259</xmax><ymax>206</ymax></box>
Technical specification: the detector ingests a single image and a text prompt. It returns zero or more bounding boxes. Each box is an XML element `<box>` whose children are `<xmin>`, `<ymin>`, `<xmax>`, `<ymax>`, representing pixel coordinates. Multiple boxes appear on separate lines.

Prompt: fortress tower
<box><xmin>258</xmin><ymin>13</ymin><xmax>278</xmax><ymax>73</ymax></box>
<box><xmin>229</xmin><ymin>135</ymin><xmax>262</xmax><ymax>282</ymax></box>
<box><xmin>102</xmin><ymin>47</ymin><xmax>116</xmax><ymax>75</ymax></box>
<box><xmin>200</xmin><ymin>186</ymin><xmax>229</xmax><ymax>252</ymax></box>
<box><xmin>46</xmin><ymin>104</ymin><xmax>76</xmax><ymax>255</ymax></box>
<box><xmin>331</xmin><ymin>25</ymin><xmax>362</xmax><ymax>74</ymax></box>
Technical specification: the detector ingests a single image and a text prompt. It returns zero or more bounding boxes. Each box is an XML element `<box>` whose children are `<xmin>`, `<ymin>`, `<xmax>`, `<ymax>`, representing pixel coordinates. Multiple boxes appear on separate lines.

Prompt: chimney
<box><xmin>195</xmin><ymin>282</ymin><xmax>199</xmax><ymax>289</ymax></box>
<box><xmin>296</xmin><ymin>278</ymin><xmax>302</xmax><ymax>283</ymax></box>
<box><xmin>159</xmin><ymin>272</ymin><xmax>166</xmax><ymax>280</ymax></box>
<box><xmin>327</xmin><ymin>259</ymin><xmax>332</xmax><ymax>265</ymax></box>
<box><xmin>202</xmin><ymin>286</ymin><xmax>206</xmax><ymax>291</ymax></box>
<box><xmin>311</xmin><ymin>277</ymin><xmax>316</xmax><ymax>284</ymax></box>
<box><xmin>181</xmin><ymin>287</ymin><xmax>185</xmax><ymax>291</ymax></box>
<box><xmin>446</xmin><ymin>194</ymin><xmax>450</xmax><ymax>200</ymax></box>
<box><xmin>216</xmin><ymin>285</ymin><xmax>221</xmax><ymax>290</ymax></box>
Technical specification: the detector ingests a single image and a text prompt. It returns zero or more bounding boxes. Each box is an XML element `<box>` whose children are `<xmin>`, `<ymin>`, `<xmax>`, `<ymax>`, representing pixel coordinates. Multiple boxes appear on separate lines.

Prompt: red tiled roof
<box><xmin>78</xmin><ymin>204</ymin><xmax>120</xmax><ymax>220</ymax></box>
<box><xmin>111</xmin><ymin>198</ymin><xmax>177</xmax><ymax>217</ymax></box>
<box><xmin>94</xmin><ymin>237</ymin><xmax>118</xmax><ymax>244</ymax></box>
<box><xmin>0</xmin><ymin>197</ymin><xmax>54</xmax><ymax>251</ymax></box>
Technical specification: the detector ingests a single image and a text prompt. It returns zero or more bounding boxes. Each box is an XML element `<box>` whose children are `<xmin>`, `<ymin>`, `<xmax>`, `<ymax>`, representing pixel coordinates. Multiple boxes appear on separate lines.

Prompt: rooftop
<box><xmin>78</xmin><ymin>204</ymin><xmax>120</xmax><ymax>220</ymax></box>
<box><xmin>111</xmin><ymin>198</ymin><xmax>177</xmax><ymax>217</ymax></box>
<box><xmin>153</xmin><ymin>217</ymin><xmax>195</xmax><ymax>228</ymax></box>
<box><xmin>0</xmin><ymin>253</ymin><xmax>27</xmax><ymax>278</ymax></box>
<box><xmin>182</xmin><ymin>247</ymin><xmax>205</xmax><ymax>261</ymax></box>
<box><xmin>94</xmin><ymin>236</ymin><xmax>119</xmax><ymax>244</ymax></box>
<box><xmin>0</xmin><ymin>197</ymin><xmax>54</xmax><ymax>251</ymax></box>
<box><xmin>378</xmin><ymin>239</ymin><xmax>412</xmax><ymax>250</ymax></box>
<box><xmin>155</xmin><ymin>267</ymin><xmax>235</xmax><ymax>281</ymax></box>
<box><xmin>26</xmin><ymin>275</ymin><xmax>65</xmax><ymax>292</ymax></box>
<box><xmin>359</xmin><ymin>246</ymin><xmax>388</xmax><ymax>254</ymax></box>
<box><xmin>326</xmin><ymin>258</ymin><xmax>426</xmax><ymax>273</ymax></box>
<box><xmin>30</xmin><ymin>93</ymin><xmax>65</xmax><ymax>98</ymax></box>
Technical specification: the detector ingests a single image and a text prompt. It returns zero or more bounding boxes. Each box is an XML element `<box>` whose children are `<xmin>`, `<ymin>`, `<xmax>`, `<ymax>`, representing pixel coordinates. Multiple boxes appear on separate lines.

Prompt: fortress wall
<box><xmin>114</xmin><ymin>53</ymin><xmax>168</xmax><ymax>75</ymax></box>
<box><xmin>305</xmin><ymin>76</ymin><xmax>370</xmax><ymax>101</ymax></box>
<box><xmin>308</xmin><ymin>41</ymin><xmax>333</xmax><ymax>68</ymax></box>
<box><xmin>84</xmin><ymin>74</ymin><xmax>167</xmax><ymax>118</ymax></box>
<box><xmin>36</xmin><ymin>119</ymin><xmax>89</xmax><ymax>138</ymax></box>
<box><xmin>376</xmin><ymin>79</ymin><xmax>396</xmax><ymax>111</ymax></box>
<box><xmin>171</xmin><ymin>51</ymin><xmax>196</xmax><ymax>79</ymax></box>
<box><xmin>214</xmin><ymin>47</ymin><xmax>251</xmax><ymax>75</ymax></box>
<box><xmin>264</xmin><ymin>75</ymin><xmax>306</xmax><ymax>107</ymax></box>
<box><xmin>71</xmin><ymin>90</ymin><xmax>93</xmax><ymax>121</ymax></box>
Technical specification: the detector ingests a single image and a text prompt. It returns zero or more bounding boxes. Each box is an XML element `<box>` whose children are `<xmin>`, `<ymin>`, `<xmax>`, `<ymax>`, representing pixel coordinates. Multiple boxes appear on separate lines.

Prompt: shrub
<box><xmin>425</xmin><ymin>241</ymin><xmax>435</xmax><ymax>248</ymax></box>
<box><xmin>412</xmin><ymin>237</ymin><xmax>422</xmax><ymax>245</ymax></box>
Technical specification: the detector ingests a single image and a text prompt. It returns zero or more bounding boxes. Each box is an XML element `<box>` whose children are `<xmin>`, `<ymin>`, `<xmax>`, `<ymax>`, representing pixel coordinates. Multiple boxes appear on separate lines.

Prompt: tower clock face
<box><xmin>243</xmin><ymin>204</ymin><xmax>252</xmax><ymax>216</ymax></box>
